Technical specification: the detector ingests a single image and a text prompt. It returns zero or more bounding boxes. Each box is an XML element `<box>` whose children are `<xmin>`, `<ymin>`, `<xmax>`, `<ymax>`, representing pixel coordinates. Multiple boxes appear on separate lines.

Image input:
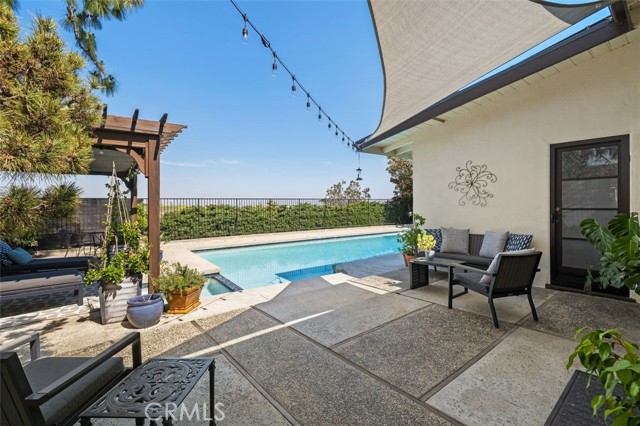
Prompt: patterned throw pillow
<box><xmin>0</xmin><ymin>240</ymin><xmax>14</xmax><ymax>266</ymax></box>
<box><xmin>505</xmin><ymin>234</ymin><xmax>533</xmax><ymax>251</ymax></box>
<box><xmin>425</xmin><ymin>228</ymin><xmax>442</xmax><ymax>252</ymax></box>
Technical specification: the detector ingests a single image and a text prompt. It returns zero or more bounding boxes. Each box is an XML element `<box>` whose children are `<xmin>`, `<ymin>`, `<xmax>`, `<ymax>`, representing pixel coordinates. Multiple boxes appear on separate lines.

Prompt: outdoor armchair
<box><xmin>448</xmin><ymin>251</ymin><xmax>542</xmax><ymax>328</ymax></box>
<box><xmin>0</xmin><ymin>332</ymin><xmax>141</xmax><ymax>426</ymax></box>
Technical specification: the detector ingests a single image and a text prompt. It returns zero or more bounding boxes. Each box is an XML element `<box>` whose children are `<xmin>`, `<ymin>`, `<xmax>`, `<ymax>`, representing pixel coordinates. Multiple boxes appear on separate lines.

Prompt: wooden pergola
<box><xmin>89</xmin><ymin>109</ymin><xmax>186</xmax><ymax>293</ymax></box>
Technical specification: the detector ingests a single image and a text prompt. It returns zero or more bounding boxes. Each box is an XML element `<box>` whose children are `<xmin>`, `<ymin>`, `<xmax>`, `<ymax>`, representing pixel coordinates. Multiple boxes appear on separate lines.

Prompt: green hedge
<box><xmin>160</xmin><ymin>201</ymin><xmax>394</xmax><ymax>241</ymax></box>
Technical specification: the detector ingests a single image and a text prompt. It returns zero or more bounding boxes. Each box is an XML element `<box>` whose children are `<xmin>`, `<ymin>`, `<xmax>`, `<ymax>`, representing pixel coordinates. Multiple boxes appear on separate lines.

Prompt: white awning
<box><xmin>363</xmin><ymin>0</ymin><xmax>613</xmax><ymax>147</ymax></box>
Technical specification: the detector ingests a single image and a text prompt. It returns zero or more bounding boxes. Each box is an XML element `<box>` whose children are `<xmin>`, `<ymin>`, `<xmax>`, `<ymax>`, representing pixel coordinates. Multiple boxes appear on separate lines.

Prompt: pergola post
<box><xmin>147</xmin><ymin>136</ymin><xmax>161</xmax><ymax>294</ymax></box>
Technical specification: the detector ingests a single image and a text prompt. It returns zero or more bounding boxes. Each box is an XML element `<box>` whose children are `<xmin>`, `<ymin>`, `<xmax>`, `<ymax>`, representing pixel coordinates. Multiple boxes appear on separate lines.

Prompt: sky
<box><xmin>14</xmin><ymin>0</ymin><xmax>388</xmax><ymax>199</ymax></box>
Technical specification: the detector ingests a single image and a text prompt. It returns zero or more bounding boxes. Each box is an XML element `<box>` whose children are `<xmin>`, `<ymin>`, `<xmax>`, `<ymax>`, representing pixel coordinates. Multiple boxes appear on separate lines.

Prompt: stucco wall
<box><xmin>412</xmin><ymin>40</ymin><xmax>640</xmax><ymax>286</ymax></box>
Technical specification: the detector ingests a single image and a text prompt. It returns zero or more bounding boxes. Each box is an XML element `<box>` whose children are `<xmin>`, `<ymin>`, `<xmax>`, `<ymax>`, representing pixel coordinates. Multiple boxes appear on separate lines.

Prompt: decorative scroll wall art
<box><xmin>448</xmin><ymin>160</ymin><xmax>497</xmax><ymax>207</ymax></box>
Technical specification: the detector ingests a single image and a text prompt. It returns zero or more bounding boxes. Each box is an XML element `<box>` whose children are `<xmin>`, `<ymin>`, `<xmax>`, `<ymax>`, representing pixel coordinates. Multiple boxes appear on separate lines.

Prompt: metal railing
<box><xmin>38</xmin><ymin>197</ymin><xmax>405</xmax><ymax>248</ymax></box>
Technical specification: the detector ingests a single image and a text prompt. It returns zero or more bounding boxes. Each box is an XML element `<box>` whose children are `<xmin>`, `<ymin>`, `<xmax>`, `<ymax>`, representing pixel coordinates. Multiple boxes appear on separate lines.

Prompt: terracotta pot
<box><xmin>167</xmin><ymin>285</ymin><xmax>202</xmax><ymax>314</ymax></box>
<box><xmin>403</xmin><ymin>253</ymin><xmax>416</xmax><ymax>267</ymax></box>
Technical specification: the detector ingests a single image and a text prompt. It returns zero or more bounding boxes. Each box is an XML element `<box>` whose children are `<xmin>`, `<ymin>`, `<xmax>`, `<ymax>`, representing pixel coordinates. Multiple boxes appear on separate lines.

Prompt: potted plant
<box><xmin>417</xmin><ymin>231</ymin><xmax>437</xmax><ymax>259</ymax></box>
<box><xmin>580</xmin><ymin>212</ymin><xmax>640</xmax><ymax>297</ymax></box>
<box><xmin>126</xmin><ymin>293</ymin><xmax>164</xmax><ymax>329</ymax></box>
<box><xmin>154</xmin><ymin>262</ymin><xmax>207</xmax><ymax>314</ymax></box>
<box><xmin>398</xmin><ymin>214</ymin><xmax>426</xmax><ymax>266</ymax></box>
<box><xmin>85</xmin><ymin>221</ymin><xmax>150</xmax><ymax>324</ymax></box>
<box><xmin>85</xmin><ymin>167</ymin><xmax>151</xmax><ymax>324</ymax></box>
<box><xmin>566</xmin><ymin>327</ymin><xmax>639</xmax><ymax>424</ymax></box>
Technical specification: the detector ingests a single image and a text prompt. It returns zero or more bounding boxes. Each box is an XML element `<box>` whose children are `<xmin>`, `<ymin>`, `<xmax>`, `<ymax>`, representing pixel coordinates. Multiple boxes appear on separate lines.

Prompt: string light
<box><xmin>229</xmin><ymin>0</ymin><xmax>359</xmax><ymax>152</ymax></box>
<box><xmin>356</xmin><ymin>152</ymin><xmax>363</xmax><ymax>181</ymax></box>
<box><xmin>272</xmin><ymin>52</ymin><xmax>278</xmax><ymax>76</ymax></box>
<box><xmin>242</xmin><ymin>14</ymin><xmax>248</xmax><ymax>43</ymax></box>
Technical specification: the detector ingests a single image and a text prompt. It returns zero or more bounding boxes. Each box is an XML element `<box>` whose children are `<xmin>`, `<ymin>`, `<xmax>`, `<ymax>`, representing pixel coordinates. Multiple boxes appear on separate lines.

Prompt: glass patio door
<box><xmin>550</xmin><ymin>136</ymin><xmax>630</xmax><ymax>296</ymax></box>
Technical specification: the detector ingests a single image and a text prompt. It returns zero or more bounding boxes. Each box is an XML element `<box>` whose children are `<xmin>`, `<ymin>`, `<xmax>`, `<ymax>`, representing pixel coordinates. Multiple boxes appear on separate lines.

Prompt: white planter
<box><xmin>99</xmin><ymin>276</ymin><xmax>142</xmax><ymax>325</ymax></box>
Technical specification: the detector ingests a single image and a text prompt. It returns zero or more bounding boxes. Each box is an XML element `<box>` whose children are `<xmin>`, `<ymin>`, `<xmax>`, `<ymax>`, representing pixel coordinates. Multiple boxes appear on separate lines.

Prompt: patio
<box><xmin>1</xmin><ymin>254</ymin><xmax>638</xmax><ymax>425</ymax></box>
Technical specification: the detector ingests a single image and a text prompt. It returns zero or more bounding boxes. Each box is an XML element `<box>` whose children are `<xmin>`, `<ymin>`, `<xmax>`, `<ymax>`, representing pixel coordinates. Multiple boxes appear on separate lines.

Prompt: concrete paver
<box><xmin>335</xmin><ymin>303</ymin><xmax>511</xmax><ymax>397</ymax></box>
<box><xmin>426</xmin><ymin>327</ymin><xmax>578</xmax><ymax>426</ymax></box>
<box><xmin>198</xmin><ymin>308</ymin><xmax>451</xmax><ymax>426</ymax></box>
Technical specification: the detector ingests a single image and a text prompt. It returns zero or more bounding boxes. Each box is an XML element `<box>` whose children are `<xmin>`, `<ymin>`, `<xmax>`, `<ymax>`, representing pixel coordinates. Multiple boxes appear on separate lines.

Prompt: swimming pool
<box><xmin>197</xmin><ymin>233</ymin><xmax>400</xmax><ymax>294</ymax></box>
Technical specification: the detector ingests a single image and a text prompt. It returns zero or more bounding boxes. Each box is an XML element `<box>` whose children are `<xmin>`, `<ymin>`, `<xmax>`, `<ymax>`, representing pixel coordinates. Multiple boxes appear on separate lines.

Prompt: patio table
<box><xmin>80</xmin><ymin>357</ymin><xmax>215</xmax><ymax>425</ymax></box>
<box><xmin>410</xmin><ymin>257</ymin><xmax>469</xmax><ymax>303</ymax></box>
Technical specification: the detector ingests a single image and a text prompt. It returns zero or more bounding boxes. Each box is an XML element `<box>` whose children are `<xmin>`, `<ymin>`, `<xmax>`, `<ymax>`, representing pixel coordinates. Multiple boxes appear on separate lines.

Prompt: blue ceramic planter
<box><xmin>126</xmin><ymin>294</ymin><xmax>164</xmax><ymax>328</ymax></box>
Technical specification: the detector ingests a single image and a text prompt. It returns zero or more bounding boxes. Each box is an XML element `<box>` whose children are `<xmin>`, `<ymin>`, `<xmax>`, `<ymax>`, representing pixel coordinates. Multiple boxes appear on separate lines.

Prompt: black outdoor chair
<box><xmin>0</xmin><ymin>332</ymin><xmax>141</xmax><ymax>426</ymax></box>
<box><xmin>448</xmin><ymin>251</ymin><xmax>542</xmax><ymax>328</ymax></box>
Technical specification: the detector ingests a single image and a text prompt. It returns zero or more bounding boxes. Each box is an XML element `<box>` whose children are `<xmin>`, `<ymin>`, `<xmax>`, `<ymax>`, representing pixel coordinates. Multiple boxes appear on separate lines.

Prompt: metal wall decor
<box><xmin>448</xmin><ymin>160</ymin><xmax>497</xmax><ymax>207</ymax></box>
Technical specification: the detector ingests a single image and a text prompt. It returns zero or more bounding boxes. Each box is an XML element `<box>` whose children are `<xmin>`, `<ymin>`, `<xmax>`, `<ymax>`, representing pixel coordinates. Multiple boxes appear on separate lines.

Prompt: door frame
<box><xmin>549</xmin><ymin>134</ymin><xmax>630</xmax><ymax>293</ymax></box>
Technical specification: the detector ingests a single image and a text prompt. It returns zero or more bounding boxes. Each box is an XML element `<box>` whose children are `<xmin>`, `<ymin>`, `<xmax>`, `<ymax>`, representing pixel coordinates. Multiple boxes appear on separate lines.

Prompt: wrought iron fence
<box><xmin>39</xmin><ymin>197</ymin><xmax>405</xmax><ymax>248</ymax></box>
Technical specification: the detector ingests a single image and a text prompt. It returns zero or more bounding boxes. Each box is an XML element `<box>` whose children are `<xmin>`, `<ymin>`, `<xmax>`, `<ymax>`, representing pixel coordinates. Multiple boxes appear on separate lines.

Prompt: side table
<box><xmin>80</xmin><ymin>357</ymin><xmax>215</xmax><ymax>425</ymax></box>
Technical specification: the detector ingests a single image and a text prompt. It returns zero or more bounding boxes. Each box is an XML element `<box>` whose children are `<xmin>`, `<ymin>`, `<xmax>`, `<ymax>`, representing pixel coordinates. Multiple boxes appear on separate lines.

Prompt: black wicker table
<box><xmin>545</xmin><ymin>370</ymin><xmax>624</xmax><ymax>426</ymax></box>
<box><xmin>409</xmin><ymin>257</ymin><xmax>467</xmax><ymax>295</ymax></box>
<box><xmin>80</xmin><ymin>357</ymin><xmax>215</xmax><ymax>426</ymax></box>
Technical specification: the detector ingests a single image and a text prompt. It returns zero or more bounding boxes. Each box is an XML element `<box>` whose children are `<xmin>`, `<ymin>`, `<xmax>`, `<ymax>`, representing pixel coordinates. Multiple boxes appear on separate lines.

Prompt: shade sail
<box><xmin>363</xmin><ymin>0</ymin><xmax>612</xmax><ymax>146</ymax></box>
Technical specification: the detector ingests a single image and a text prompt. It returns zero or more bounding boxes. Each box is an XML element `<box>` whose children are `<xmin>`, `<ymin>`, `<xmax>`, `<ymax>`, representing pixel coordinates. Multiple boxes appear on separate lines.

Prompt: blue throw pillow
<box><xmin>425</xmin><ymin>228</ymin><xmax>442</xmax><ymax>252</ymax></box>
<box><xmin>0</xmin><ymin>240</ymin><xmax>14</xmax><ymax>266</ymax></box>
<box><xmin>505</xmin><ymin>234</ymin><xmax>533</xmax><ymax>251</ymax></box>
<box><xmin>7</xmin><ymin>247</ymin><xmax>33</xmax><ymax>265</ymax></box>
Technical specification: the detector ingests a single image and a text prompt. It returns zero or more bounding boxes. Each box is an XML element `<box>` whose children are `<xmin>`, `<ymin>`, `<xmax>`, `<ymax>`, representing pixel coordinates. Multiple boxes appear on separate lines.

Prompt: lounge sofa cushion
<box><xmin>24</xmin><ymin>356</ymin><xmax>124</xmax><ymax>425</ymax></box>
<box><xmin>432</xmin><ymin>252</ymin><xmax>492</xmax><ymax>267</ymax></box>
<box><xmin>479</xmin><ymin>231</ymin><xmax>509</xmax><ymax>258</ymax></box>
<box><xmin>0</xmin><ymin>240</ymin><xmax>13</xmax><ymax>266</ymax></box>
<box><xmin>425</xmin><ymin>228</ymin><xmax>442</xmax><ymax>252</ymax></box>
<box><xmin>505</xmin><ymin>234</ymin><xmax>533</xmax><ymax>251</ymax></box>
<box><xmin>440</xmin><ymin>228</ymin><xmax>470</xmax><ymax>254</ymax></box>
<box><xmin>0</xmin><ymin>256</ymin><xmax>96</xmax><ymax>276</ymax></box>
<box><xmin>0</xmin><ymin>270</ymin><xmax>83</xmax><ymax>292</ymax></box>
<box><xmin>7</xmin><ymin>247</ymin><xmax>33</xmax><ymax>265</ymax></box>
<box><xmin>481</xmin><ymin>249</ymin><xmax>535</xmax><ymax>284</ymax></box>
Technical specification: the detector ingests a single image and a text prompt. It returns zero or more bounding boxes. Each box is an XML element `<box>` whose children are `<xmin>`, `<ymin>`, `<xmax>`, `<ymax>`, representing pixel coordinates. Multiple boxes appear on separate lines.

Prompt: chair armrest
<box><xmin>451</xmin><ymin>263</ymin><xmax>492</xmax><ymax>275</ymax></box>
<box><xmin>24</xmin><ymin>332</ymin><xmax>141</xmax><ymax>405</ymax></box>
<box><xmin>0</xmin><ymin>333</ymin><xmax>40</xmax><ymax>361</ymax></box>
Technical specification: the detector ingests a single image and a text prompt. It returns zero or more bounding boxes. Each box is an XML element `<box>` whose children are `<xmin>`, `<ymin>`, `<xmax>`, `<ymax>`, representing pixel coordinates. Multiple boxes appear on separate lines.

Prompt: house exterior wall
<box><xmin>412</xmin><ymin>40</ymin><xmax>639</xmax><ymax>287</ymax></box>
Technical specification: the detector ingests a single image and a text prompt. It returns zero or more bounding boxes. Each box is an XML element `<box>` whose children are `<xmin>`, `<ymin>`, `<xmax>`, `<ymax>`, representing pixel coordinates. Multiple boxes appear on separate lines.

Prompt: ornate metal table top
<box><xmin>82</xmin><ymin>357</ymin><xmax>214</xmax><ymax>419</ymax></box>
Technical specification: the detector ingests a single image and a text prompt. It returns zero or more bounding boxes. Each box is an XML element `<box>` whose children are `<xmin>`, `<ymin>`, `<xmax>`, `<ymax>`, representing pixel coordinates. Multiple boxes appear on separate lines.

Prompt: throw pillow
<box><xmin>425</xmin><ymin>228</ymin><xmax>442</xmax><ymax>252</ymax></box>
<box><xmin>0</xmin><ymin>240</ymin><xmax>14</xmax><ymax>266</ymax></box>
<box><xmin>481</xmin><ymin>248</ymin><xmax>535</xmax><ymax>284</ymax></box>
<box><xmin>440</xmin><ymin>227</ymin><xmax>470</xmax><ymax>254</ymax></box>
<box><xmin>7</xmin><ymin>247</ymin><xmax>33</xmax><ymax>265</ymax></box>
<box><xmin>479</xmin><ymin>231</ymin><xmax>509</xmax><ymax>258</ymax></box>
<box><xmin>505</xmin><ymin>234</ymin><xmax>533</xmax><ymax>251</ymax></box>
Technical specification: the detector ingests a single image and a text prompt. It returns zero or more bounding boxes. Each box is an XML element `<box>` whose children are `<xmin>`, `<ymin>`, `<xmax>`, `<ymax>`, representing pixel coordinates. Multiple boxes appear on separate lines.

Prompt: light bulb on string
<box><xmin>328</xmin><ymin>119</ymin><xmax>332</xmax><ymax>131</ymax></box>
<box><xmin>306</xmin><ymin>94</ymin><xmax>311</xmax><ymax>111</ymax></box>
<box><xmin>242</xmin><ymin>15</ymin><xmax>248</xmax><ymax>43</ymax></box>
<box><xmin>291</xmin><ymin>76</ymin><xmax>297</xmax><ymax>97</ymax></box>
<box><xmin>342</xmin><ymin>132</ymin><xmax>345</xmax><ymax>143</ymax></box>
<box><xmin>272</xmin><ymin>52</ymin><xmax>278</xmax><ymax>76</ymax></box>
<box><xmin>335</xmin><ymin>128</ymin><xmax>339</xmax><ymax>138</ymax></box>
<box><xmin>318</xmin><ymin>108</ymin><xmax>322</xmax><ymax>121</ymax></box>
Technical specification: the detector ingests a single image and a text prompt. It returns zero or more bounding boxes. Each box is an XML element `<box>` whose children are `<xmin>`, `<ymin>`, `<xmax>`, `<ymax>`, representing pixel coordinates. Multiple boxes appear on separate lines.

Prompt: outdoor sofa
<box><xmin>0</xmin><ymin>270</ymin><xmax>86</xmax><ymax>306</ymax></box>
<box><xmin>0</xmin><ymin>332</ymin><xmax>141</xmax><ymax>426</ymax></box>
<box><xmin>424</xmin><ymin>228</ymin><xmax>534</xmax><ymax>268</ymax></box>
<box><xmin>0</xmin><ymin>255</ymin><xmax>96</xmax><ymax>276</ymax></box>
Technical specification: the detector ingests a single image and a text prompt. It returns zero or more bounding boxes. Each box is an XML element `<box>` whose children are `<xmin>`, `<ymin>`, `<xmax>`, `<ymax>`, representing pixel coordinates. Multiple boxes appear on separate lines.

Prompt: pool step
<box><xmin>211</xmin><ymin>273</ymin><xmax>243</xmax><ymax>292</ymax></box>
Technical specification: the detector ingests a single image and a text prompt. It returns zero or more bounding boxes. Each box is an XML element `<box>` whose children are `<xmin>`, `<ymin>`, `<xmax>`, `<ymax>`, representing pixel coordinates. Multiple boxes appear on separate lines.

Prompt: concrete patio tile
<box><xmin>405</xmin><ymin>281</ymin><xmax>557</xmax><ymax>324</ymax></box>
<box><xmin>249</xmin><ymin>276</ymin><xmax>336</xmax><ymax>301</ymax></box>
<box><xmin>334</xmin><ymin>304</ymin><xmax>511</xmax><ymax>397</ymax></box>
<box><xmin>426</xmin><ymin>327</ymin><xmax>577</xmax><ymax>426</ymax></box>
<box><xmin>199</xmin><ymin>308</ymin><xmax>451</xmax><ymax>425</ymax></box>
<box><xmin>256</xmin><ymin>282</ymin><xmax>429</xmax><ymax>346</ymax></box>
<box><xmin>88</xmin><ymin>354</ymin><xmax>291</xmax><ymax>426</ymax></box>
<box><xmin>522</xmin><ymin>290</ymin><xmax>640</xmax><ymax>342</ymax></box>
<box><xmin>334</xmin><ymin>253</ymin><xmax>405</xmax><ymax>278</ymax></box>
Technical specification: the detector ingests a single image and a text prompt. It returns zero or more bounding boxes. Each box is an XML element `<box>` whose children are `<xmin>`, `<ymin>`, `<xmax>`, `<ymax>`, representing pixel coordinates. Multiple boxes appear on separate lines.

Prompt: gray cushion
<box><xmin>453</xmin><ymin>271</ymin><xmax>489</xmax><ymax>293</ymax></box>
<box><xmin>0</xmin><ymin>256</ymin><xmax>95</xmax><ymax>276</ymax></box>
<box><xmin>7</xmin><ymin>247</ymin><xmax>33</xmax><ymax>265</ymax></box>
<box><xmin>24</xmin><ymin>356</ymin><xmax>124</xmax><ymax>425</ymax></box>
<box><xmin>479</xmin><ymin>231</ymin><xmax>509</xmax><ymax>258</ymax></box>
<box><xmin>481</xmin><ymin>249</ymin><xmax>535</xmax><ymax>284</ymax></box>
<box><xmin>440</xmin><ymin>228</ymin><xmax>470</xmax><ymax>254</ymax></box>
<box><xmin>432</xmin><ymin>252</ymin><xmax>492</xmax><ymax>267</ymax></box>
<box><xmin>0</xmin><ymin>270</ymin><xmax>83</xmax><ymax>292</ymax></box>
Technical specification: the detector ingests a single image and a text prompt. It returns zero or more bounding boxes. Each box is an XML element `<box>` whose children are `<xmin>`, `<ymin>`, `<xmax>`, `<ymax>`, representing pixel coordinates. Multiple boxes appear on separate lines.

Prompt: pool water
<box><xmin>198</xmin><ymin>233</ymin><xmax>400</xmax><ymax>294</ymax></box>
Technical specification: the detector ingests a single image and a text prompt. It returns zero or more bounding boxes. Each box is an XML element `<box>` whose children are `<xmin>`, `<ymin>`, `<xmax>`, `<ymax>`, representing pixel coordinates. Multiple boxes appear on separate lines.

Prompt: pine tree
<box><xmin>0</xmin><ymin>3</ymin><xmax>101</xmax><ymax>178</ymax></box>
